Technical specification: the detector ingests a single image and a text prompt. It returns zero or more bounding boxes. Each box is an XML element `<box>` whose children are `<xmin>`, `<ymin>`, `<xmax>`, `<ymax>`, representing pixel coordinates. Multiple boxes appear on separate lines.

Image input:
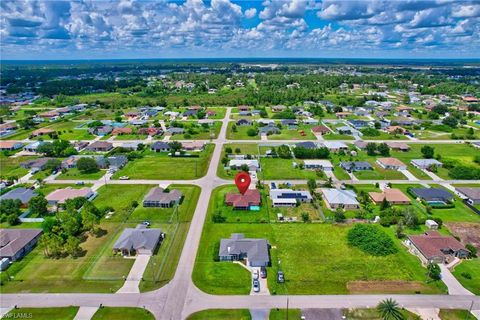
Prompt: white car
<box><xmin>252</xmin><ymin>269</ymin><xmax>259</xmax><ymax>280</ymax></box>
<box><xmin>119</xmin><ymin>176</ymin><xmax>130</xmax><ymax>180</ymax></box>
<box><xmin>252</xmin><ymin>279</ymin><xmax>260</xmax><ymax>293</ymax></box>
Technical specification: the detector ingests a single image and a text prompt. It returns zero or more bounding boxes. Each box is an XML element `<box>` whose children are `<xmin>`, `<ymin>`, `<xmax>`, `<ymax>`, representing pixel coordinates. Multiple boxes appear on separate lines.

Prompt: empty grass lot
<box><xmin>343</xmin><ymin>308</ymin><xmax>420</xmax><ymax>320</ymax></box>
<box><xmin>193</xmin><ymin>199</ymin><xmax>446</xmax><ymax>295</ymax></box>
<box><xmin>259</xmin><ymin>158</ymin><xmax>321</xmax><ymax>180</ymax></box>
<box><xmin>452</xmin><ymin>258</ymin><xmax>480</xmax><ymax>295</ymax></box>
<box><xmin>5</xmin><ymin>307</ymin><xmax>79</xmax><ymax>320</ymax></box>
<box><xmin>216</xmin><ymin>143</ymin><xmax>260</xmax><ymax>179</ymax></box>
<box><xmin>92</xmin><ymin>307</ymin><xmax>154</xmax><ymax>320</ymax></box>
<box><xmin>38</xmin><ymin>121</ymin><xmax>95</xmax><ymax>140</ymax></box>
<box><xmin>438</xmin><ymin>309</ymin><xmax>476</xmax><ymax>320</ymax></box>
<box><xmin>268</xmin><ymin>125</ymin><xmax>316</xmax><ymax>140</ymax></box>
<box><xmin>171</xmin><ymin>121</ymin><xmax>222</xmax><ymax>140</ymax></box>
<box><xmin>112</xmin><ymin>144</ymin><xmax>214</xmax><ymax>180</ymax></box>
<box><xmin>226</xmin><ymin>122</ymin><xmax>261</xmax><ymax>140</ymax></box>
<box><xmin>0</xmin><ymin>155</ymin><xmax>37</xmax><ymax>178</ymax></box>
<box><xmin>187</xmin><ymin>309</ymin><xmax>251</xmax><ymax>320</ymax></box>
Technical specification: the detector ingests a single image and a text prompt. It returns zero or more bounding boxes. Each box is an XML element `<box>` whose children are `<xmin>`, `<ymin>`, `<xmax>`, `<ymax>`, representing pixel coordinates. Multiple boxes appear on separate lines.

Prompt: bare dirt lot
<box><xmin>445</xmin><ymin>222</ymin><xmax>480</xmax><ymax>249</ymax></box>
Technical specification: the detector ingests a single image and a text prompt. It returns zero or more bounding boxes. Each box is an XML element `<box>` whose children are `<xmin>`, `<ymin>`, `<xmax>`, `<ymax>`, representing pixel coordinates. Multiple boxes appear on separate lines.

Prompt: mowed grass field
<box><xmin>193</xmin><ymin>195</ymin><xmax>446</xmax><ymax>295</ymax></box>
<box><xmin>92</xmin><ymin>307</ymin><xmax>155</xmax><ymax>320</ymax></box>
<box><xmin>452</xmin><ymin>258</ymin><xmax>480</xmax><ymax>295</ymax></box>
<box><xmin>259</xmin><ymin>158</ymin><xmax>320</xmax><ymax>180</ymax></box>
<box><xmin>112</xmin><ymin>144</ymin><xmax>214</xmax><ymax>180</ymax></box>
<box><xmin>187</xmin><ymin>309</ymin><xmax>251</xmax><ymax>320</ymax></box>
<box><xmin>5</xmin><ymin>307</ymin><xmax>79</xmax><ymax>320</ymax></box>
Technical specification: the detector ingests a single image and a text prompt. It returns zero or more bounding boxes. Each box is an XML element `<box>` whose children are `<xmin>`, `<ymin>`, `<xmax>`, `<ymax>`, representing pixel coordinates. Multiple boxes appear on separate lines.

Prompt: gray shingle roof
<box><xmin>143</xmin><ymin>187</ymin><xmax>183</xmax><ymax>204</ymax></box>
<box><xmin>410</xmin><ymin>188</ymin><xmax>454</xmax><ymax>202</ymax></box>
<box><xmin>0</xmin><ymin>187</ymin><xmax>36</xmax><ymax>204</ymax></box>
<box><xmin>219</xmin><ymin>233</ymin><xmax>269</xmax><ymax>265</ymax></box>
<box><xmin>113</xmin><ymin>225</ymin><xmax>162</xmax><ymax>252</ymax></box>
<box><xmin>0</xmin><ymin>229</ymin><xmax>42</xmax><ymax>258</ymax></box>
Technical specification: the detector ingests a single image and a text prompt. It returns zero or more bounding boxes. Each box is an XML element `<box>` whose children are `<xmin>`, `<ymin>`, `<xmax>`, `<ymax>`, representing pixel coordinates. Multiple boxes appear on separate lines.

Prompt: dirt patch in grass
<box><xmin>445</xmin><ymin>222</ymin><xmax>480</xmax><ymax>250</ymax></box>
<box><xmin>347</xmin><ymin>280</ymin><xmax>438</xmax><ymax>294</ymax></box>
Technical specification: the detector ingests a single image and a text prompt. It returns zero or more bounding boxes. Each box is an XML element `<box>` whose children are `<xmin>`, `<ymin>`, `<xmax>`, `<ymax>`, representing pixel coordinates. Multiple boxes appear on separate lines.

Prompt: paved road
<box><xmin>3</xmin><ymin>107</ymin><xmax>480</xmax><ymax>319</ymax></box>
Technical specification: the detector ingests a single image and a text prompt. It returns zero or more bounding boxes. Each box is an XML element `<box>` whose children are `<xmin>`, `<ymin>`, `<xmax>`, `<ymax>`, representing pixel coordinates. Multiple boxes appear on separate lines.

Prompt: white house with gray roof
<box><xmin>411</xmin><ymin>159</ymin><xmax>443</xmax><ymax>170</ymax></box>
<box><xmin>219</xmin><ymin>233</ymin><xmax>270</xmax><ymax>267</ymax></box>
<box><xmin>320</xmin><ymin>188</ymin><xmax>360</xmax><ymax>210</ymax></box>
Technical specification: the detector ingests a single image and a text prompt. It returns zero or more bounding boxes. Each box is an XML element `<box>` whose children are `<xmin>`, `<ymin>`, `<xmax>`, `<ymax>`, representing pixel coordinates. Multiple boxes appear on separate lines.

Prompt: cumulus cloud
<box><xmin>0</xmin><ymin>0</ymin><xmax>478</xmax><ymax>58</ymax></box>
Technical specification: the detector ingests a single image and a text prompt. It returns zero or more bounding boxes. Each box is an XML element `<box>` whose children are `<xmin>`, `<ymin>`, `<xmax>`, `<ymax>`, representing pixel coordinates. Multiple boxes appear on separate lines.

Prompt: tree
<box><xmin>334</xmin><ymin>208</ymin><xmax>345</xmax><ymax>222</ymax></box>
<box><xmin>77</xmin><ymin>157</ymin><xmax>99</xmax><ymax>174</ymax></box>
<box><xmin>395</xmin><ymin>221</ymin><xmax>404</xmax><ymax>239</ymax></box>
<box><xmin>427</xmin><ymin>263</ymin><xmax>441</xmax><ymax>280</ymax></box>
<box><xmin>44</xmin><ymin>159</ymin><xmax>61</xmax><ymax>173</ymax></box>
<box><xmin>235</xmin><ymin>147</ymin><xmax>241</xmax><ymax>154</ymax></box>
<box><xmin>277</xmin><ymin>145</ymin><xmax>292</xmax><ymax>159</ymax></box>
<box><xmin>28</xmin><ymin>195</ymin><xmax>48</xmax><ymax>217</ymax></box>
<box><xmin>366</xmin><ymin>142</ymin><xmax>377</xmax><ymax>156</ymax></box>
<box><xmin>81</xmin><ymin>203</ymin><xmax>101</xmax><ymax>234</ymax></box>
<box><xmin>403</xmin><ymin>208</ymin><xmax>419</xmax><ymax>228</ymax></box>
<box><xmin>442</xmin><ymin>116</ymin><xmax>458</xmax><ymax>128</ymax></box>
<box><xmin>240</xmin><ymin>164</ymin><xmax>249</xmax><ymax>172</ymax></box>
<box><xmin>466</xmin><ymin>244</ymin><xmax>477</xmax><ymax>258</ymax></box>
<box><xmin>380</xmin><ymin>197</ymin><xmax>391</xmax><ymax>211</ymax></box>
<box><xmin>225</xmin><ymin>147</ymin><xmax>232</xmax><ymax>154</ymax></box>
<box><xmin>377</xmin><ymin>298</ymin><xmax>405</xmax><ymax>320</ymax></box>
<box><xmin>247</xmin><ymin>128</ymin><xmax>258</xmax><ymax>136</ymax></box>
<box><xmin>168</xmin><ymin>141</ymin><xmax>182</xmax><ymax>153</ymax></box>
<box><xmin>421</xmin><ymin>145</ymin><xmax>435</xmax><ymax>159</ymax></box>
<box><xmin>301</xmin><ymin>212</ymin><xmax>310</xmax><ymax>223</ymax></box>
<box><xmin>307</xmin><ymin>178</ymin><xmax>316</xmax><ymax>191</ymax></box>
<box><xmin>65</xmin><ymin>236</ymin><xmax>82</xmax><ymax>258</ymax></box>
<box><xmin>377</xmin><ymin>143</ymin><xmax>390</xmax><ymax>156</ymax></box>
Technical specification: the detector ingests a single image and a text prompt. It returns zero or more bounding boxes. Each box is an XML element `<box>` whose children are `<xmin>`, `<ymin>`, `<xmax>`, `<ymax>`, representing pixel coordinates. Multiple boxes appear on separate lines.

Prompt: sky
<box><xmin>1</xmin><ymin>0</ymin><xmax>479</xmax><ymax>60</ymax></box>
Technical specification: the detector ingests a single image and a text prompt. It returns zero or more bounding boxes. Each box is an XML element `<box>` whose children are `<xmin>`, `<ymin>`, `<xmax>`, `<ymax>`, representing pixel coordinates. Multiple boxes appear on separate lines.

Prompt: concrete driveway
<box><xmin>439</xmin><ymin>264</ymin><xmax>474</xmax><ymax>296</ymax></box>
<box><xmin>117</xmin><ymin>254</ymin><xmax>151</xmax><ymax>293</ymax></box>
<box><xmin>399</xmin><ymin>169</ymin><xmax>419</xmax><ymax>181</ymax></box>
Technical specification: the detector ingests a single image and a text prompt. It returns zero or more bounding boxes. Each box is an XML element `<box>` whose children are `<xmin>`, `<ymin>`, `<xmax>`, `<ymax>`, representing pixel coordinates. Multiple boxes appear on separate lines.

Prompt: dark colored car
<box><xmin>277</xmin><ymin>271</ymin><xmax>284</xmax><ymax>283</ymax></box>
<box><xmin>260</xmin><ymin>266</ymin><xmax>267</xmax><ymax>278</ymax></box>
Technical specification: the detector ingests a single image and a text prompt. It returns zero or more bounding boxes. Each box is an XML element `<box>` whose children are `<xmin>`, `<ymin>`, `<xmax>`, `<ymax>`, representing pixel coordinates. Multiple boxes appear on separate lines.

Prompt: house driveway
<box><xmin>116</xmin><ymin>254</ymin><xmax>151</xmax><ymax>293</ymax></box>
<box><xmin>73</xmin><ymin>307</ymin><xmax>99</xmax><ymax>320</ymax></box>
<box><xmin>399</xmin><ymin>169</ymin><xmax>419</xmax><ymax>181</ymax></box>
<box><xmin>438</xmin><ymin>263</ymin><xmax>474</xmax><ymax>296</ymax></box>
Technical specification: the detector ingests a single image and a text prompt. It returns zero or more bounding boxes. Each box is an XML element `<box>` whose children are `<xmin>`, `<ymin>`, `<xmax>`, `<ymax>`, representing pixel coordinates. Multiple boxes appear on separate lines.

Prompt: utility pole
<box><xmin>286</xmin><ymin>297</ymin><xmax>289</xmax><ymax>320</ymax></box>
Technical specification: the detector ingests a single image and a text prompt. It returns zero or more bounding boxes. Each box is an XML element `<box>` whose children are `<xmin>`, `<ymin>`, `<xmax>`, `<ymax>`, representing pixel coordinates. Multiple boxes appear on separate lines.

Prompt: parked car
<box><xmin>142</xmin><ymin>220</ymin><xmax>151</xmax><ymax>227</ymax></box>
<box><xmin>30</xmin><ymin>168</ymin><xmax>40</xmax><ymax>174</ymax></box>
<box><xmin>252</xmin><ymin>269</ymin><xmax>259</xmax><ymax>280</ymax></box>
<box><xmin>277</xmin><ymin>271</ymin><xmax>285</xmax><ymax>283</ymax></box>
<box><xmin>253</xmin><ymin>279</ymin><xmax>260</xmax><ymax>292</ymax></box>
<box><xmin>260</xmin><ymin>266</ymin><xmax>267</xmax><ymax>278</ymax></box>
<box><xmin>119</xmin><ymin>176</ymin><xmax>130</xmax><ymax>180</ymax></box>
<box><xmin>75</xmin><ymin>181</ymin><xmax>85</xmax><ymax>185</ymax></box>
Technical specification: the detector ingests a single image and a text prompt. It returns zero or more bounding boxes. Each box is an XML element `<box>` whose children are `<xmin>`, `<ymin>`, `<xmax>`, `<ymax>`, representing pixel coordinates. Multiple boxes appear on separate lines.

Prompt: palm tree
<box><xmin>377</xmin><ymin>298</ymin><xmax>405</xmax><ymax>320</ymax></box>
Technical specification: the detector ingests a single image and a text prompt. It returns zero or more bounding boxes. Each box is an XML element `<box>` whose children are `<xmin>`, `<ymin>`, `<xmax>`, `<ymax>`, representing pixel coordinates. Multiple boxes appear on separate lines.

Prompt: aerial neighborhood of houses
<box><xmin>0</xmin><ymin>61</ymin><xmax>479</xmax><ymax>319</ymax></box>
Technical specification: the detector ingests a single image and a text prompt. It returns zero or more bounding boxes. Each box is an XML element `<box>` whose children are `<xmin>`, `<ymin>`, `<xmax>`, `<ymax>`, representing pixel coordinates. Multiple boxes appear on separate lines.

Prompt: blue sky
<box><xmin>1</xmin><ymin>0</ymin><xmax>479</xmax><ymax>60</ymax></box>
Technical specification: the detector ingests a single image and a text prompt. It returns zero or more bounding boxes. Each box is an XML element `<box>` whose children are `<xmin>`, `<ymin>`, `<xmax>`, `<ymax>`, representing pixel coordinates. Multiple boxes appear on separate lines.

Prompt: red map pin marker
<box><xmin>234</xmin><ymin>172</ymin><xmax>251</xmax><ymax>195</ymax></box>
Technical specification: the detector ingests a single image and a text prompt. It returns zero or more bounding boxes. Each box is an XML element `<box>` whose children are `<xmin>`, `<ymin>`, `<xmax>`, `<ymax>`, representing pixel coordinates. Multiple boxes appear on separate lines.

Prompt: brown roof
<box><xmin>386</xmin><ymin>141</ymin><xmax>410</xmax><ymax>150</ymax></box>
<box><xmin>408</xmin><ymin>231</ymin><xmax>468</xmax><ymax>260</ymax></box>
<box><xmin>377</xmin><ymin>157</ymin><xmax>406</xmax><ymax>167</ymax></box>
<box><xmin>32</xmin><ymin>128</ymin><xmax>55</xmax><ymax>136</ymax></box>
<box><xmin>397</xmin><ymin>105</ymin><xmax>414</xmax><ymax>111</ymax></box>
<box><xmin>386</xmin><ymin>126</ymin><xmax>405</xmax><ymax>134</ymax></box>
<box><xmin>112</xmin><ymin>127</ymin><xmax>132</xmax><ymax>135</ymax></box>
<box><xmin>311</xmin><ymin>125</ymin><xmax>330</xmax><ymax>133</ymax></box>
<box><xmin>225</xmin><ymin>189</ymin><xmax>260</xmax><ymax>208</ymax></box>
<box><xmin>0</xmin><ymin>229</ymin><xmax>43</xmax><ymax>258</ymax></box>
<box><xmin>369</xmin><ymin>188</ymin><xmax>410</xmax><ymax>204</ymax></box>
<box><xmin>86</xmin><ymin>141</ymin><xmax>113</xmax><ymax>150</ymax></box>
<box><xmin>0</xmin><ymin>140</ymin><xmax>22</xmax><ymax>149</ymax></box>
<box><xmin>0</xmin><ymin>123</ymin><xmax>17</xmax><ymax>130</ymax></box>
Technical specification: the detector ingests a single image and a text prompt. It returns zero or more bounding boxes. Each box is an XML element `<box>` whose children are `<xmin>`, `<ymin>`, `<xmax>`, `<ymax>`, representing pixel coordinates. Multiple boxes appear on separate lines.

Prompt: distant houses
<box><xmin>228</xmin><ymin>159</ymin><xmax>260</xmax><ymax>171</ymax></box>
<box><xmin>340</xmin><ymin>161</ymin><xmax>372</xmax><ymax>172</ymax></box>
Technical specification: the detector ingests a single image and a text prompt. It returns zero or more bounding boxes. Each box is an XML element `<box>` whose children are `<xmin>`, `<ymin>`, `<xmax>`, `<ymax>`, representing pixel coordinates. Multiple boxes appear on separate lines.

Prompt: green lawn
<box><xmin>5</xmin><ymin>307</ymin><xmax>79</xmax><ymax>320</ymax></box>
<box><xmin>38</xmin><ymin>121</ymin><xmax>95</xmax><ymax>140</ymax></box>
<box><xmin>269</xmin><ymin>309</ymin><xmax>302</xmax><ymax>320</ymax></box>
<box><xmin>268</xmin><ymin>125</ymin><xmax>316</xmax><ymax>140</ymax></box>
<box><xmin>259</xmin><ymin>158</ymin><xmax>320</xmax><ymax>180</ymax></box>
<box><xmin>0</xmin><ymin>155</ymin><xmax>36</xmax><ymax>178</ymax></box>
<box><xmin>36</xmin><ymin>183</ymin><xmax>93</xmax><ymax>197</ymax></box>
<box><xmin>452</xmin><ymin>259</ymin><xmax>480</xmax><ymax>295</ymax></box>
<box><xmin>187</xmin><ymin>309</ymin><xmax>251</xmax><ymax>320</ymax></box>
<box><xmin>354</xmin><ymin>163</ymin><xmax>406</xmax><ymax>180</ymax></box>
<box><xmin>343</xmin><ymin>308</ymin><xmax>421</xmax><ymax>319</ymax></box>
<box><xmin>114</xmin><ymin>134</ymin><xmax>148</xmax><ymax>140</ymax></box>
<box><xmin>112</xmin><ymin>144</ymin><xmax>214</xmax><ymax>180</ymax></box>
<box><xmin>438</xmin><ymin>309</ymin><xmax>476</xmax><ymax>320</ymax></box>
<box><xmin>323</xmin><ymin>133</ymin><xmax>354</xmax><ymax>140</ymax></box>
<box><xmin>193</xmin><ymin>197</ymin><xmax>446</xmax><ymax>295</ymax></box>
<box><xmin>171</xmin><ymin>121</ymin><xmax>222</xmax><ymax>140</ymax></box>
<box><xmin>56</xmin><ymin>168</ymin><xmax>106</xmax><ymax>180</ymax></box>
<box><xmin>226</xmin><ymin>122</ymin><xmax>261</xmax><ymax>140</ymax></box>
<box><xmin>92</xmin><ymin>307</ymin><xmax>154</xmax><ymax>320</ymax></box>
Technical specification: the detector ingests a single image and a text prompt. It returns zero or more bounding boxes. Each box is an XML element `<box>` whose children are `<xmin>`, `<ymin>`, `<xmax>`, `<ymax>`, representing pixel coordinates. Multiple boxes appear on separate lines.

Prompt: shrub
<box><xmin>461</xmin><ymin>272</ymin><xmax>472</xmax><ymax>280</ymax></box>
<box><xmin>347</xmin><ymin>224</ymin><xmax>397</xmax><ymax>256</ymax></box>
<box><xmin>466</xmin><ymin>244</ymin><xmax>477</xmax><ymax>258</ymax></box>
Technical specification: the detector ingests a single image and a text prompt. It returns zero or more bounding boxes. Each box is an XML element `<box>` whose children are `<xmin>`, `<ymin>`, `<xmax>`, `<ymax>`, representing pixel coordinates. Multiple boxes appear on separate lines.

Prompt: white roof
<box><xmin>321</xmin><ymin>141</ymin><xmax>348</xmax><ymax>149</ymax></box>
<box><xmin>229</xmin><ymin>159</ymin><xmax>259</xmax><ymax>167</ymax></box>
<box><xmin>303</xmin><ymin>160</ymin><xmax>333</xmax><ymax>167</ymax></box>
<box><xmin>321</xmin><ymin>188</ymin><xmax>359</xmax><ymax>205</ymax></box>
<box><xmin>411</xmin><ymin>159</ymin><xmax>442</xmax><ymax>166</ymax></box>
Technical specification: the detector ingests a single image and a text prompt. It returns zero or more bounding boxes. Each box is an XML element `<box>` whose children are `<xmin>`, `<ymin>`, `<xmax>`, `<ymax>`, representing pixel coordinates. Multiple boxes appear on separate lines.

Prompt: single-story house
<box><xmin>259</xmin><ymin>125</ymin><xmax>280</xmax><ymax>135</ymax></box>
<box><xmin>455</xmin><ymin>187</ymin><xmax>480</xmax><ymax>205</ymax></box>
<box><xmin>311</xmin><ymin>125</ymin><xmax>330</xmax><ymax>135</ymax></box>
<box><xmin>61</xmin><ymin>155</ymin><xmax>107</xmax><ymax>169</ymax></box>
<box><xmin>88</xmin><ymin>125</ymin><xmax>113</xmax><ymax>136</ymax></box>
<box><xmin>281</xmin><ymin>119</ymin><xmax>298</xmax><ymax>126</ymax></box>
<box><xmin>406</xmin><ymin>231</ymin><xmax>470</xmax><ymax>264</ymax></box>
<box><xmin>167</xmin><ymin>127</ymin><xmax>185</xmax><ymax>135</ymax></box>
<box><xmin>237</xmin><ymin>105</ymin><xmax>251</xmax><ymax>112</ymax></box>
<box><xmin>270</xmin><ymin>189</ymin><xmax>312</xmax><ymax>207</ymax></box>
<box><xmin>23</xmin><ymin>141</ymin><xmax>46</xmax><ymax>153</ymax></box>
<box><xmin>257</xmin><ymin>119</ymin><xmax>275</xmax><ymax>126</ymax></box>
<box><xmin>0</xmin><ymin>229</ymin><xmax>43</xmax><ymax>262</ymax></box>
<box><xmin>303</xmin><ymin>118</ymin><xmax>319</xmax><ymax>125</ymax></box>
<box><xmin>296</xmin><ymin>141</ymin><xmax>317</xmax><ymax>149</ymax></box>
<box><xmin>219</xmin><ymin>233</ymin><xmax>270</xmax><ymax>267</ymax></box>
<box><xmin>73</xmin><ymin>141</ymin><xmax>89</xmax><ymax>151</ymax></box>
<box><xmin>183</xmin><ymin>109</ymin><xmax>198</xmax><ymax>117</ymax></box>
<box><xmin>113</xmin><ymin>224</ymin><xmax>163</xmax><ymax>256</ymax></box>
<box><xmin>336</xmin><ymin>126</ymin><xmax>352</xmax><ymax>135</ymax></box>
<box><xmin>182</xmin><ymin>141</ymin><xmax>205</xmax><ymax>151</ymax></box>
<box><xmin>303</xmin><ymin>160</ymin><xmax>333</xmax><ymax>171</ymax></box>
<box><xmin>86</xmin><ymin>141</ymin><xmax>113</xmax><ymax>152</ymax></box>
<box><xmin>239</xmin><ymin>111</ymin><xmax>252</xmax><ymax>116</ymax></box>
<box><xmin>225</xmin><ymin>189</ymin><xmax>261</xmax><ymax>210</ymax></box>
<box><xmin>411</xmin><ymin>159</ymin><xmax>443</xmax><ymax>170</ymax></box>
<box><xmin>229</xmin><ymin>159</ymin><xmax>260</xmax><ymax>171</ymax></box>
<box><xmin>348</xmin><ymin>119</ymin><xmax>369</xmax><ymax>129</ymax></box>
<box><xmin>0</xmin><ymin>187</ymin><xmax>37</xmax><ymax>206</ymax></box>
<box><xmin>20</xmin><ymin>157</ymin><xmax>52</xmax><ymax>170</ymax></box>
<box><xmin>0</xmin><ymin>141</ymin><xmax>23</xmax><ymax>151</ymax></box>
<box><xmin>107</xmin><ymin>155</ymin><xmax>128</xmax><ymax>170</ymax></box>
<box><xmin>138</xmin><ymin>127</ymin><xmax>162</xmax><ymax>136</ymax></box>
<box><xmin>321</xmin><ymin>188</ymin><xmax>360</xmax><ymax>210</ymax></box>
<box><xmin>386</xmin><ymin>141</ymin><xmax>410</xmax><ymax>152</ymax></box>
<box><xmin>46</xmin><ymin>187</ymin><xmax>95</xmax><ymax>205</ymax></box>
<box><xmin>369</xmin><ymin>188</ymin><xmax>411</xmax><ymax>205</ymax></box>
<box><xmin>271</xmin><ymin>105</ymin><xmax>287</xmax><ymax>112</ymax></box>
<box><xmin>111</xmin><ymin>127</ymin><xmax>132</xmax><ymax>136</ymax></box>
<box><xmin>353</xmin><ymin>140</ymin><xmax>368</xmax><ymax>150</ymax></box>
<box><xmin>340</xmin><ymin>161</ymin><xmax>373</xmax><ymax>172</ymax></box>
<box><xmin>320</xmin><ymin>141</ymin><xmax>348</xmax><ymax>152</ymax></box>
<box><xmin>410</xmin><ymin>187</ymin><xmax>454</xmax><ymax>203</ymax></box>
<box><xmin>386</xmin><ymin>126</ymin><xmax>405</xmax><ymax>134</ymax></box>
<box><xmin>30</xmin><ymin>128</ymin><xmax>54</xmax><ymax>137</ymax></box>
<box><xmin>236</xmin><ymin>119</ymin><xmax>252</xmax><ymax>126</ymax></box>
<box><xmin>151</xmin><ymin>141</ymin><xmax>171</xmax><ymax>152</ymax></box>
<box><xmin>143</xmin><ymin>187</ymin><xmax>183</xmax><ymax>208</ymax></box>
<box><xmin>376</xmin><ymin>157</ymin><xmax>407</xmax><ymax>170</ymax></box>
<box><xmin>335</xmin><ymin>112</ymin><xmax>351</xmax><ymax>119</ymax></box>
